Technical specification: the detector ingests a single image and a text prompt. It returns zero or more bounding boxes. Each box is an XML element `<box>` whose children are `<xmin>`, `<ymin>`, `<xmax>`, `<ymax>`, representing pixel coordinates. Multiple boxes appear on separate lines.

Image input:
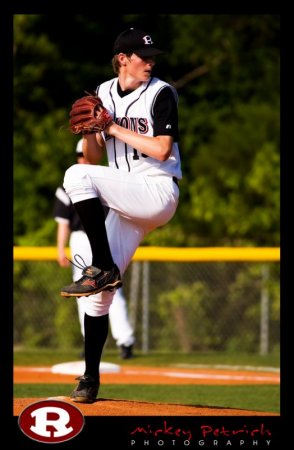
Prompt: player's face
<box><xmin>126</xmin><ymin>53</ymin><xmax>156</xmax><ymax>81</ymax></box>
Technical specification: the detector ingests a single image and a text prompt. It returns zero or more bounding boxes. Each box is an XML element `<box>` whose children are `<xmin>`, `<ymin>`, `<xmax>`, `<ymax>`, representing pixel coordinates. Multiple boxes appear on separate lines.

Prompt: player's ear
<box><xmin>118</xmin><ymin>53</ymin><xmax>128</xmax><ymax>66</ymax></box>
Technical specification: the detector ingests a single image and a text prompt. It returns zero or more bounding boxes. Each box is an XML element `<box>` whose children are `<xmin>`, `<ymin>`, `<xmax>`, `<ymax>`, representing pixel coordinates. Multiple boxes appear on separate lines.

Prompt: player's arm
<box><xmin>107</xmin><ymin>126</ymin><xmax>173</xmax><ymax>161</ymax></box>
<box><xmin>56</xmin><ymin>221</ymin><xmax>70</xmax><ymax>267</ymax></box>
<box><xmin>106</xmin><ymin>87</ymin><xmax>178</xmax><ymax>162</ymax></box>
<box><xmin>81</xmin><ymin>134</ymin><xmax>106</xmax><ymax>164</ymax></box>
<box><xmin>53</xmin><ymin>188</ymin><xmax>73</xmax><ymax>267</ymax></box>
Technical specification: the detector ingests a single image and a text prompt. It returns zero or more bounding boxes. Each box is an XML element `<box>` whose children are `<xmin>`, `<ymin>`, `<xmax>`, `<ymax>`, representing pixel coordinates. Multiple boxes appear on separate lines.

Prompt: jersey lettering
<box><xmin>98</xmin><ymin>77</ymin><xmax>182</xmax><ymax>177</ymax></box>
<box><xmin>132</xmin><ymin>149</ymin><xmax>139</xmax><ymax>160</ymax></box>
<box><xmin>116</xmin><ymin>117</ymin><xmax>149</xmax><ymax>134</ymax></box>
<box><xmin>137</xmin><ymin>118</ymin><xmax>148</xmax><ymax>134</ymax></box>
<box><xmin>118</xmin><ymin>117</ymin><xmax>129</xmax><ymax>129</ymax></box>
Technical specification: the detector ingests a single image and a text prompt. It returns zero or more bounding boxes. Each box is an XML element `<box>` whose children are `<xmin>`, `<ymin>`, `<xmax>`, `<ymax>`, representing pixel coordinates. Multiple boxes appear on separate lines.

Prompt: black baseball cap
<box><xmin>113</xmin><ymin>28</ymin><xmax>164</xmax><ymax>58</ymax></box>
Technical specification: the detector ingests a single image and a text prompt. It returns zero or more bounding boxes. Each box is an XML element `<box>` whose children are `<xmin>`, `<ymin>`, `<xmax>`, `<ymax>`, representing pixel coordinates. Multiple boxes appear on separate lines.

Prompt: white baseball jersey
<box><xmin>97</xmin><ymin>77</ymin><xmax>182</xmax><ymax>179</ymax></box>
<box><xmin>64</xmin><ymin>75</ymin><xmax>181</xmax><ymax>317</ymax></box>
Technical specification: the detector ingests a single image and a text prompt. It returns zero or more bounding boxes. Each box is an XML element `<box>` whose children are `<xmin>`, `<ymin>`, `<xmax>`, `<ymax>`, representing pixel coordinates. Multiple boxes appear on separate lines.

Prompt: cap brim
<box><xmin>134</xmin><ymin>48</ymin><xmax>164</xmax><ymax>57</ymax></box>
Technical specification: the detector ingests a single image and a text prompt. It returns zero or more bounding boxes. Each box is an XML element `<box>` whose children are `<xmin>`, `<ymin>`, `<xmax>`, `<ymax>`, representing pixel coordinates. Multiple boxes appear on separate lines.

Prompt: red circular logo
<box><xmin>18</xmin><ymin>400</ymin><xmax>84</xmax><ymax>443</ymax></box>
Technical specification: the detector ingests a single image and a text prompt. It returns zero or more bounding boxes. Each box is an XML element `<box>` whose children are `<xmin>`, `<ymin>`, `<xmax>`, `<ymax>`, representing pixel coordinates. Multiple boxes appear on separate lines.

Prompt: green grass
<box><xmin>14</xmin><ymin>347</ymin><xmax>280</xmax><ymax>368</ymax></box>
<box><xmin>14</xmin><ymin>348</ymin><xmax>280</xmax><ymax>414</ymax></box>
<box><xmin>14</xmin><ymin>384</ymin><xmax>280</xmax><ymax>414</ymax></box>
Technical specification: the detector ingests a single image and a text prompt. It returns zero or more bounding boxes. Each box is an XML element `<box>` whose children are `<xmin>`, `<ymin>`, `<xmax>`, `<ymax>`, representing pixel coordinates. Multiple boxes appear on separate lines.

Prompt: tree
<box><xmin>14</xmin><ymin>14</ymin><xmax>280</xmax><ymax>246</ymax></box>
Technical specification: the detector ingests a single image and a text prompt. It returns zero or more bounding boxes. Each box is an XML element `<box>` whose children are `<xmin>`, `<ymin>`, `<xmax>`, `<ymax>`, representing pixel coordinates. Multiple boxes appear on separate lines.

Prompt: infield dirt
<box><xmin>14</xmin><ymin>365</ymin><xmax>279</xmax><ymax>416</ymax></box>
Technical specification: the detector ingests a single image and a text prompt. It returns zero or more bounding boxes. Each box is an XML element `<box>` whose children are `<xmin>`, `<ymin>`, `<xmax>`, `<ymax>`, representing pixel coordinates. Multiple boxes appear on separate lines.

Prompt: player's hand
<box><xmin>58</xmin><ymin>254</ymin><xmax>70</xmax><ymax>267</ymax></box>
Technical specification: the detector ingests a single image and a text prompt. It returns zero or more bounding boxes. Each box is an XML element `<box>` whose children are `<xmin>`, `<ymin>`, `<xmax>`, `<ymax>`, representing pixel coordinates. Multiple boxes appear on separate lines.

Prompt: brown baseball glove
<box><xmin>69</xmin><ymin>94</ymin><xmax>113</xmax><ymax>135</ymax></box>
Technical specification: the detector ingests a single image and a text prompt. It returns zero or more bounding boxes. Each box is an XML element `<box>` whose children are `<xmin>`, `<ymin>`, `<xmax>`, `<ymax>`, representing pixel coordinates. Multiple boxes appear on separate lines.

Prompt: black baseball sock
<box><xmin>74</xmin><ymin>198</ymin><xmax>114</xmax><ymax>270</ymax></box>
<box><xmin>84</xmin><ymin>313</ymin><xmax>109</xmax><ymax>382</ymax></box>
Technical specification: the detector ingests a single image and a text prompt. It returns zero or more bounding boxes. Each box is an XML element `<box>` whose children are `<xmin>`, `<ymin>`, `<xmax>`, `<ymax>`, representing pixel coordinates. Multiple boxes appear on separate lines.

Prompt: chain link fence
<box><xmin>14</xmin><ymin>248</ymin><xmax>280</xmax><ymax>355</ymax></box>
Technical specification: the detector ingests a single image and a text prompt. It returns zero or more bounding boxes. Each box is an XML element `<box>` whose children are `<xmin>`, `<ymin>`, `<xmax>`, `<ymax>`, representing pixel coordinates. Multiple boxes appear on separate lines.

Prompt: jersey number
<box><xmin>133</xmin><ymin>149</ymin><xmax>148</xmax><ymax>160</ymax></box>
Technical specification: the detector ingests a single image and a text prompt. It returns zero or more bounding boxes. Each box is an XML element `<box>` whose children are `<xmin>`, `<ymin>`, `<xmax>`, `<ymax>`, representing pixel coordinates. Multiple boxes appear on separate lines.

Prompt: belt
<box><xmin>172</xmin><ymin>176</ymin><xmax>179</xmax><ymax>186</ymax></box>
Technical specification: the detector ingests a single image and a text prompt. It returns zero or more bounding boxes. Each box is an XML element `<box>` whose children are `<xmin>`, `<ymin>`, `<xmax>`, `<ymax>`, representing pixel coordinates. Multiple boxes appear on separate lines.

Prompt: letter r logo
<box><xmin>30</xmin><ymin>406</ymin><xmax>73</xmax><ymax>437</ymax></box>
<box><xmin>18</xmin><ymin>400</ymin><xmax>84</xmax><ymax>443</ymax></box>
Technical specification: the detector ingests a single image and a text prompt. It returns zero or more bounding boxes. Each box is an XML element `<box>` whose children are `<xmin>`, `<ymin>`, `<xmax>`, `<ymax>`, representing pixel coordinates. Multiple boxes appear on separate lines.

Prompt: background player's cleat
<box><xmin>60</xmin><ymin>264</ymin><xmax>122</xmax><ymax>297</ymax></box>
<box><xmin>70</xmin><ymin>374</ymin><xmax>99</xmax><ymax>403</ymax></box>
<box><xmin>120</xmin><ymin>344</ymin><xmax>134</xmax><ymax>359</ymax></box>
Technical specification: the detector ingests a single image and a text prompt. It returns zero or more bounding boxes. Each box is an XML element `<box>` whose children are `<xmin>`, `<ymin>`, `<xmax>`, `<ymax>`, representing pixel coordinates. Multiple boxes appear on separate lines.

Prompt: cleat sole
<box><xmin>60</xmin><ymin>280</ymin><xmax>122</xmax><ymax>297</ymax></box>
<box><xmin>71</xmin><ymin>396</ymin><xmax>96</xmax><ymax>404</ymax></box>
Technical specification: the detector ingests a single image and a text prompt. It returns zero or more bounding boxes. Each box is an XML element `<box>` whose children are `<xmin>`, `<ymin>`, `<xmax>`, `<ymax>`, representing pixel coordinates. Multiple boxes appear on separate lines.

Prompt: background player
<box><xmin>53</xmin><ymin>139</ymin><xmax>135</xmax><ymax>359</ymax></box>
<box><xmin>61</xmin><ymin>27</ymin><xmax>182</xmax><ymax>403</ymax></box>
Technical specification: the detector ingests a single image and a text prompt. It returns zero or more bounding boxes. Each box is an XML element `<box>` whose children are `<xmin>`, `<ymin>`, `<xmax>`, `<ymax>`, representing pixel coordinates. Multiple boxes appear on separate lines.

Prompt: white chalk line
<box><xmin>14</xmin><ymin>365</ymin><xmax>280</xmax><ymax>382</ymax></box>
<box><xmin>124</xmin><ymin>368</ymin><xmax>279</xmax><ymax>382</ymax></box>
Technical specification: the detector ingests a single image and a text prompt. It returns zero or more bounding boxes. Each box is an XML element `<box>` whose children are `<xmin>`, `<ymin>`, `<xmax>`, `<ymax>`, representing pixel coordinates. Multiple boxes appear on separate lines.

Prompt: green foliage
<box><xmin>187</xmin><ymin>102</ymin><xmax>279</xmax><ymax>245</ymax></box>
<box><xmin>157</xmin><ymin>281</ymin><xmax>212</xmax><ymax>351</ymax></box>
<box><xmin>14</xmin><ymin>15</ymin><xmax>280</xmax><ymax>246</ymax></box>
<box><xmin>54</xmin><ymin>300</ymin><xmax>82</xmax><ymax>348</ymax></box>
<box><xmin>14</xmin><ymin>260</ymin><xmax>280</xmax><ymax>354</ymax></box>
<box><xmin>151</xmin><ymin>263</ymin><xmax>279</xmax><ymax>353</ymax></box>
<box><xmin>14</xmin><ymin>261</ymin><xmax>81</xmax><ymax>348</ymax></box>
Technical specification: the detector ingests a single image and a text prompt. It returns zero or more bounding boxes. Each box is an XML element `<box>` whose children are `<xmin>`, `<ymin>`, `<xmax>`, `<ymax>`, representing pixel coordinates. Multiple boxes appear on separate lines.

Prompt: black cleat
<box><xmin>120</xmin><ymin>344</ymin><xmax>134</xmax><ymax>360</ymax></box>
<box><xmin>70</xmin><ymin>374</ymin><xmax>99</xmax><ymax>403</ymax></box>
<box><xmin>60</xmin><ymin>264</ymin><xmax>122</xmax><ymax>297</ymax></box>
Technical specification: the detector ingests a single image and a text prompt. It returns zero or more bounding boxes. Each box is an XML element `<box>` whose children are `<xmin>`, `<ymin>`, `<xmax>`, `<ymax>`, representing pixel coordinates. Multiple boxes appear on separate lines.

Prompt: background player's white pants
<box><xmin>69</xmin><ymin>230</ymin><xmax>135</xmax><ymax>347</ymax></box>
<box><xmin>64</xmin><ymin>164</ymin><xmax>179</xmax><ymax>318</ymax></box>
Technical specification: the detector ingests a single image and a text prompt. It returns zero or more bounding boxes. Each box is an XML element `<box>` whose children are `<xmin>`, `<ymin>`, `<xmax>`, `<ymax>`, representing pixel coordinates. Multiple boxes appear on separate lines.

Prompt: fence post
<box><xmin>260</xmin><ymin>264</ymin><xmax>270</xmax><ymax>355</ymax></box>
<box><xmin>142</xmin><ymin>261</ymin><xmax>150</xmax><ymax>353</ymax></box>
<box><xmin>129</xmin><ymin>261</ymin><xmax>141</xmax><ymax>331</ymax></box>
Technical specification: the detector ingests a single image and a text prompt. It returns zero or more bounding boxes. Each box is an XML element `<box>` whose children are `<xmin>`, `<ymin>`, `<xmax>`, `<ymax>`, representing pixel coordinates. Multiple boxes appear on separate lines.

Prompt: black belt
<box><xmin>172</xmin><ymin>176</ymin><xmax>179</xmax><ymax>186</ymax></box>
